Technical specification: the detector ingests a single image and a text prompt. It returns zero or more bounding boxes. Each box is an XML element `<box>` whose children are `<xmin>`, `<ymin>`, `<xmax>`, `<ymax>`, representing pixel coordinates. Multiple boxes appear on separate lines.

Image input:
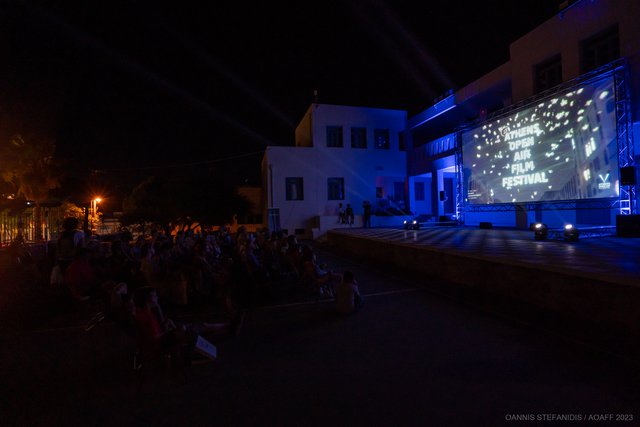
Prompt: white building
<box><xmin>262</xmin><ymin>104</ymin><xmax>407</xmax><ymax>238</ymax></box>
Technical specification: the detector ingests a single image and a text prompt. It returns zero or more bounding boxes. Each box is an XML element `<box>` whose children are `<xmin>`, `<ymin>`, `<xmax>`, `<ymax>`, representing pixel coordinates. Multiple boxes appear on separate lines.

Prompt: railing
<box><xmin>0</xmin><ymin>206</ymin><xmax>68</xmax><ymax>246</ymax></box>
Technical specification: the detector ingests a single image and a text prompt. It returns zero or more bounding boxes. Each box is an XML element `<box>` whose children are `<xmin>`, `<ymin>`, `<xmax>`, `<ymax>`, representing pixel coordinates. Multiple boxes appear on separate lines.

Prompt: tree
<box><xmin>122</xmin><ymin>172</ymin><xmax>251</xmax><ymax>229</ymax></box>
<box><xmin>0</xmin><ymin>133</ymin><xmax>61</xmax><ymax>240</ymax></box>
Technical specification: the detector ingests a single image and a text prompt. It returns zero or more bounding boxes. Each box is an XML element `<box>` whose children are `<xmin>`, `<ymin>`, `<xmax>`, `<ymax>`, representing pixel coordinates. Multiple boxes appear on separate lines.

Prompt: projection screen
<box><xmin>462</xmin><ymin>75</ymin><xmax>618</xmax><ymax>205</ymax></box>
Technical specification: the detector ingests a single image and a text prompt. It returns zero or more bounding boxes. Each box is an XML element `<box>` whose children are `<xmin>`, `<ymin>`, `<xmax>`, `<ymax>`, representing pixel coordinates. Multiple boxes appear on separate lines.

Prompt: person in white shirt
<box><xmin>336</xmin><ymin>270</ymin><xmax>362</xmax><ymax>314</ymax></box>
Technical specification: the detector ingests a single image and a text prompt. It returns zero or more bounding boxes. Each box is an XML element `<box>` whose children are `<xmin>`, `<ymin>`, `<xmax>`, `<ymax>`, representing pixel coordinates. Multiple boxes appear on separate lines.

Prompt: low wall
<box><xmin>327</xmin><ymin>231</ymin><xmax>640</xmax><ymax>339</ymax></box>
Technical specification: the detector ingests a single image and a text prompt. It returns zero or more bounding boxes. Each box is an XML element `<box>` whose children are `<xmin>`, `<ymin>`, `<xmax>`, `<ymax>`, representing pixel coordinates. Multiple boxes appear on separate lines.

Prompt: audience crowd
<box><xmin>50</xmin><ymin>220</ymin><xmax>359</xmax><ymax>366</ymax></box>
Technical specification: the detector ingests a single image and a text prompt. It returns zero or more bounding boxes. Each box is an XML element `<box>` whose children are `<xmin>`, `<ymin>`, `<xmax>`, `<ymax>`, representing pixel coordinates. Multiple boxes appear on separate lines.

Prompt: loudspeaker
<box><xmin>620</xmin><ymin>166</ymin><xmax>636</xmax><ymax>186</ymax></box>
<box><xmin>617</xmin><ymin>214</ymin><xmax>640</xmax><ymax>237</ymax></box>
<box><xmin>479</xmin><ymin>222</ymin><xmax>493</xmax><ymax>229</ymax></box>
<box><xmin>439</xmin><ymin>190</ymin><xmax>447</xmax><ymax>201</ymax></box>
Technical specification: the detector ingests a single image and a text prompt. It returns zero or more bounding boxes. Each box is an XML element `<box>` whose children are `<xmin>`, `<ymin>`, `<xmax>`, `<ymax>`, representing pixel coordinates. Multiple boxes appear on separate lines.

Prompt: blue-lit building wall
<box><xmin>406</xmin><ymin>0</ymin><xmax>639</xmax><ymax>228</ymax></box>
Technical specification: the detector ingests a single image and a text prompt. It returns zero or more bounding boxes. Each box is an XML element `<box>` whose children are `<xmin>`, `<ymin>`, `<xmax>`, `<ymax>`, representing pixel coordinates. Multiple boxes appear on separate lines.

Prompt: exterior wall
<box><xmin>265</xmin><ymin>104</ymin><xmax>407</xmax><ymax>238</ymax></box>
<box><xmin>295</xmin><ymin>107</ymin><xmax>313</xmax><ymax>147</ymax></box>
<box><xmin>408</xmin><ymin>175</ymin><xmax>432</xmax><ymax>216</ymax></box>
<box><xmin>455</xmin><ymin>62</ymin><xmax>512</xmax><ymax>106</ymax></box>
<box><xmin>264</xmin><ymin>147</ymin><xmax>318</xmax><ymax>236</ymax></box>
<box><xmin>309</xmin><ymin>104</ymin><xmax>407</xmax><ymax>152</ymax></box>
<box><xmin>510</xmin><ymin>0</ymin><xmax>640</xmax><ymax>118</ymax></box>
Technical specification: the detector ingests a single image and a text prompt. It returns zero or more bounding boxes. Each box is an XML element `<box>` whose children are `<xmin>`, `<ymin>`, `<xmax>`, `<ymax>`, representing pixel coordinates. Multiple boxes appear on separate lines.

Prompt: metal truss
<box><xmin>466</xmin><ymin>204</ymin><xmax>516</xmax><ymax>212</ymax></box>
<box><xmin>525</xmin><ymin>198</ymin><xmax>618</xmax><ymax>211</ymax></box>
<box><xmin>455</xmin><ymin>134</ymin><xmax>464</xmax><ymax>223</ymax></box>
<box><xmin>614</xmin><ymin>62</ymin><xmax>636</xmax><ymax>214</ymax></box>
<box><xmin>459</xmin><ymin>58</ymin><xmax>631</xmax><ymax>131</ymax></box>
<box><xmin>466</xmin><ymin>198</ymin><xmax>618</xmax><ymax>214</ymax></box>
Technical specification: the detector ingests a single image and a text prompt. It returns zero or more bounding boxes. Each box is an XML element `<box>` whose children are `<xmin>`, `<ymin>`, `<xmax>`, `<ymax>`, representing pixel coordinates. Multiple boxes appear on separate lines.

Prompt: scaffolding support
<box><xmin>455</xmin><ymin>133</ymin><xmax>464</xmax><ymax>223</ymax></box>
<box><xmin>614</xmin><ymin>63</ymin><xmax>636</xmax><ymax>215</ymax></box>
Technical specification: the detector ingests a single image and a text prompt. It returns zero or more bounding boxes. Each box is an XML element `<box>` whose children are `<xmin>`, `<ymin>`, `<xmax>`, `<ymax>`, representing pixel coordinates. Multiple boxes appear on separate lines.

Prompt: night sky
<box><xmin>0</xmin><ymin>0</ymin><xmax>559</xmax><ymax>207</ymax></box>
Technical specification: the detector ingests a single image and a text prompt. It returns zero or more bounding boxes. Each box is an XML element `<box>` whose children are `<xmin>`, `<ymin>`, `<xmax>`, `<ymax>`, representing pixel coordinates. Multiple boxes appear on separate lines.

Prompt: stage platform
<box><xmin>326</xmin><ymin>226</ymin><xmax>640</xmax><ymax>344</ymax></box>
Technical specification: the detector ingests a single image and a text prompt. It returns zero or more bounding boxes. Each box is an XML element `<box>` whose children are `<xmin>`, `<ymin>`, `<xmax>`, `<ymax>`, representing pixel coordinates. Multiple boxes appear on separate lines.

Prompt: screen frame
<box><xmin>459</xmin><ymin>70</ymin><xmax>620</xmax><ymax>207</ymax></box>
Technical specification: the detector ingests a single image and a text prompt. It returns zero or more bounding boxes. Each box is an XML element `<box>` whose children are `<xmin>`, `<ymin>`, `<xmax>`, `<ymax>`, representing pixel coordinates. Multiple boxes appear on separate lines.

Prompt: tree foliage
<box><xmin>122</xmin><ymin>173</ymin><xmax>251</xmax><ymax>227</ymax></box>
<box><xmin>0</xmin><ymin>132</ymin><xmax>60</xmax><ymax>201</ymax></box>
<box><xmin>0</xmin><ymin>130</ymin><xmax>62</xmax><ymax>240</ymax></box>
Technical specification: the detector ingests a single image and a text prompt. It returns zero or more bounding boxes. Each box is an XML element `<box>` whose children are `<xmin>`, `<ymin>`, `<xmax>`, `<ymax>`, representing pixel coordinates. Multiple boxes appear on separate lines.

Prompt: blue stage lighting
<box><xmin>564</xmin><ymin>224</ymin><xmax>580</xmax><ymax>241</ymax></box>
<box><xmin>533</xmin><ymin>222</ymin><xmax>548</xmax><ymax>240</ymax></box>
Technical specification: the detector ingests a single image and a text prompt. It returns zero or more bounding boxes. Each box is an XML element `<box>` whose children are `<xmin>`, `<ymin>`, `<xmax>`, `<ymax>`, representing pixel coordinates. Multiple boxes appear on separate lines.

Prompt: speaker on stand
<box><xmin>620</xmin><ymin>166</ymin><xmax>636</xmax><ymax>186</ymax></box>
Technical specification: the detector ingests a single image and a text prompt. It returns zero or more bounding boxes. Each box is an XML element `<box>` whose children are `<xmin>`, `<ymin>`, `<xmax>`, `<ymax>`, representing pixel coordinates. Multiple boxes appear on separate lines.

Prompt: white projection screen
<box><xmin>462</xmin><ymin>75</ymin><xmax>618</xmax><ymax>205</ymax></box>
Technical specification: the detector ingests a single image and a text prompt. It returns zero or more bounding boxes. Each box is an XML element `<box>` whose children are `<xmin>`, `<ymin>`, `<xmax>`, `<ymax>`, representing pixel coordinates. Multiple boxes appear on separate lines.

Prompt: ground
<box><xmin>1</xmin><ymin>242</ymin><xmax>638</xmax><ymax>426</ymax></box>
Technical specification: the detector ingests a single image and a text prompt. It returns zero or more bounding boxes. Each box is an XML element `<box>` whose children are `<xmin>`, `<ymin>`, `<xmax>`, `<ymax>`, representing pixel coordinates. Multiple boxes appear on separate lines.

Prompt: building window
<box><xmin>285</xmin><ymin>177</ymin><xmax>304</xmax><ymax>201</ymax></box>
<box><xmin>581</xmin><ymin>25</ymin><xmax>619</xmax><ymax>73</ymax></box>
<box><xmin>415</xmin><ymin>182</ymin><xmax>425</xmax><ymax>201</ymax></box>
<box><xmin>398</xmin><ymin>131</ymin><xmax>406</xmax><ymax>151</ymax></box>
<box><xmin>327</xmin><ymin>178</ymin><xmax>344</xmax><ymax>200</ymax></box>
<box><xmin>351</xmin><ymin>127</ymin><xmax>367</xmax><ymax>148</ymax></box>
<box><xmin>534</xmin><ymin>55</ymin><xmax>562</xmax><ymax>93</ymax></box>
<box><xmin>374</xmin><ymin>129</ymin><xmax>390</xmax><ymax>149</ymax></box>
<box><xmin>326</xmin><ymin>126</ymin><xmax>343</xmax><ymax>147</ymax></box>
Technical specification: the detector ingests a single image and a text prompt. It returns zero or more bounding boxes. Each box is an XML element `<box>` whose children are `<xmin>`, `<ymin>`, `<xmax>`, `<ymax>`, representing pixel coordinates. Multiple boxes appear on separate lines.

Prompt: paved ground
<box><xmin>1</xmin><ymin>242</ymin><xmax>639</xmax><ymax>426</ymax></box>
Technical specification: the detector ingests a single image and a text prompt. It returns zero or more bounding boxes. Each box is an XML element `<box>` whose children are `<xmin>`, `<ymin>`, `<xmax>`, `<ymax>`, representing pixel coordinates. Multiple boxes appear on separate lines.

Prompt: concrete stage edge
<box><xmin>326</xmin><ymin>228</ymin><xmax>640</xmax><ymax>346</ymax></box>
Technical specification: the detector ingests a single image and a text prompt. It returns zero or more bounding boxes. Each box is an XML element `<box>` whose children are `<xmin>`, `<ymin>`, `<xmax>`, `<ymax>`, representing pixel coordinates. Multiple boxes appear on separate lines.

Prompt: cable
<box><xmin>94</xmin><ymin>150</ymin><xmax>265</xmax><ymax>173</ymax></box>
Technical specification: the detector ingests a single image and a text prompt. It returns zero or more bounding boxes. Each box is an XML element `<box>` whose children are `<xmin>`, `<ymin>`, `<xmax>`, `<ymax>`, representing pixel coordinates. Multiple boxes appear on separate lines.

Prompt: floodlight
<box><xmin>533</xmin><ymin>222</ymin><xmax>548</xmax><ymax>240</ymax></box>
<box><xmin>563</xmin><ymin>224</ymin><xmax>579</xmax><ymax>241</ymax></box>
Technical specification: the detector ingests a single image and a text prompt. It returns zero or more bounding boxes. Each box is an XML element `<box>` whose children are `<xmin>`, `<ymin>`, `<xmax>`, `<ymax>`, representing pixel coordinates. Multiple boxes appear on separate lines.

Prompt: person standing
<box><xmin>56</xmin><ymin>217</ymin><xmax>85</xmax><ymax>274</ymax></box>
<box><xmin>336</xmin><ymin>270</ymin><xmax>362</xmax><ymax>314</ymax></box>
<box><xmin>345</xmin><ymin>204</ymin><xmax>354</xmax><ymax>226</ymax></box>
<box><xmin>338</xmin><ymin>203</ymin><xmax>346</xmax><ymax>224</ymax></box>
<box><xmin>362</xmin><ymin>201</ymin><xmax>371</xmax><ymax>228</ymax></box>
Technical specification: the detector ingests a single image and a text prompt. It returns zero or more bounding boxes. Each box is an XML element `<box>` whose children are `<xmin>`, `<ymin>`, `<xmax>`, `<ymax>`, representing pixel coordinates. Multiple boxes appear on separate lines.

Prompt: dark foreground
<box><xmin>1</xmin><ymin>243</ymin><xmax>638</xmax><ymax>426</ymax></box>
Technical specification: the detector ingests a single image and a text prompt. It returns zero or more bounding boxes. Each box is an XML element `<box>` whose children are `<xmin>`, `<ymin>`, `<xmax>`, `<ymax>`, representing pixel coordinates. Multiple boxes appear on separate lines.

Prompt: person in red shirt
<box><xmin>132</xmin><ymin>286</ymin><xmax>240</xmax><ymax>366</ymax></box>
<box><xmin>64</xmin><ymin>248</ymin><xmax>96</xmax><ymax>301</ymax></box>
<box><xmin>133</xmin><ymin>286</ymin><xmax>182</xmax><ymax>362</ymax></box>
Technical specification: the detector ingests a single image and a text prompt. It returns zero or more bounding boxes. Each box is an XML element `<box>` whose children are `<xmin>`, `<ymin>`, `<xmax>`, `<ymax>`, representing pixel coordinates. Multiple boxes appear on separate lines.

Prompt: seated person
<box><xmin>64</xmin><ymin>248</ymin><xmax>97</xmax><ymax>301</ymax></box>
<box><xmin>106</xmin><ymin>281</ymin><xmax>136</xmax><ymax>331</ymax></box>
<box><xmin>301</xmin><ymin>246</ymin><xmax>339</xmax><ymax>297</ymax></box>
<box><xmin>336</xmin><ymin>270</ymin><xmax>363</xmax><ymax>314</ymax></box>
<box><xmin>133</xmin><ymin>286</ymin><xmax>183</xmax><ymax>362</ymax></box>
<box><xmin>133</xmin><ymin>286</ymin><xmax>242</xmax><ymax>364</ymax></box>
